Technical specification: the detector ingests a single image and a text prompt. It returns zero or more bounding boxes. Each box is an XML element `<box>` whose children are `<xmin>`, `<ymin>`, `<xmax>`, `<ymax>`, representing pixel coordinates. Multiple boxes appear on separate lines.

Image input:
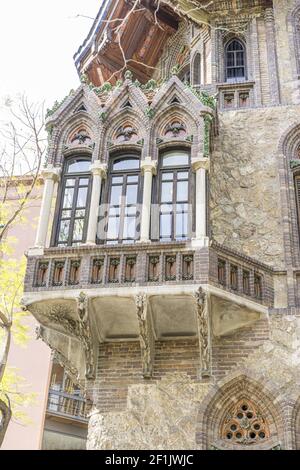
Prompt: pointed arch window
<box><xmin>193</xmin><ymin>53</ymin><xmax>201</xmax><ymax>87</ymax></box>
<box><xmin>54</xmin><ymin>156</ymin><xmax>91</xmax><ymax>246</ymax></box>
<box><xmin>225</xmin><ymin>39</ymin><xmax>246</xmax><ymax>82</ymax></box>
<box><xmin>98</xmin><ymin>155</ymin><xmax>142</xmax><ymax>244</ymax></box>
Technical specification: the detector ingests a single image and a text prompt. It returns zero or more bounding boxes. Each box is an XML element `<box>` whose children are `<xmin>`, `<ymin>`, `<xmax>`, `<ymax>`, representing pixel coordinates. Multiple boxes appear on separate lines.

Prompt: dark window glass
<box><xmin>98</xmin><ymin>156</ymin><xmax>141</xmax><ymax>244</ymax></box>
<box><xmin>225</xmin><ymin>39</ymin><xmax>246</xmax><ymax>82</ymax></box>
<box><xmin>55</xmin><ymin>156</ymin><xmax>91</xmax><ymax>246</ymax></box>
<box><xmin>157</xmin><ymin>150</ymin><xmax>191</xmax><ymax>241</ymax></box>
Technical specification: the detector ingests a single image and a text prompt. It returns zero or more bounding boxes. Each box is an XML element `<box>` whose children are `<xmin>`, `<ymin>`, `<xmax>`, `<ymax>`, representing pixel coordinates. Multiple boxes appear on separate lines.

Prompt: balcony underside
<box><xmin>24</xmin><ymin>284</ymin><xmax>267</xmax><ymax>384</ymax></box>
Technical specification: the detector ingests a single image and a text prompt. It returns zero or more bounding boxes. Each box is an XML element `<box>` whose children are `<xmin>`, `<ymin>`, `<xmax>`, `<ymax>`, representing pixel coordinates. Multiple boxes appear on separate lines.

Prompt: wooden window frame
<box><xmin>97</xmin><ymin>153</ymin><xmax>143</xmax><ymax>245</ymax></box>
<box><xmin>153</xmin><ymin>149</ymin><xmax>193</xmax><ymax>242</ymax></box>
<box><xmin>52</xmin><ymin>155</ymin><xmax>92</xmax><ymax>247</ymax></box>
<box><xmin>225</xmin><ymin>38</ymin><xmax>247</xmax><ymax>82</ymax></box>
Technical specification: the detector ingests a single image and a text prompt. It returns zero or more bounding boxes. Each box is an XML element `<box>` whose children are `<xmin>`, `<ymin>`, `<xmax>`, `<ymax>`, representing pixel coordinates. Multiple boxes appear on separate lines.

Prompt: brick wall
<box><xmin>212</xmin><ymin>318</ymin><xmax>270</xmax><ymax>380</ymax></box>
<box><xmin>95</xmin><ymin>322</ymin><xmax>270</xmax><ymax>413</ymax></box>
<box><xmin>96</xmin><ymin>339</ymin><xmax>200</xmax><ymax>412</ymax></box>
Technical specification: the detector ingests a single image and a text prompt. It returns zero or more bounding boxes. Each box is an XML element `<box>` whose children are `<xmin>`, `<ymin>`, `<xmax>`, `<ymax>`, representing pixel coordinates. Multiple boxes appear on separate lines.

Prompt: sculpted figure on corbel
<box><xmin>36</xmin><ymin>325</ymin><xmax>80</xmax><ymax>385</ymax></box>
<box><xmin>194</xmin><ymin>287</ymin><xmax>212</xmax><ymax>377</ymax></box>
<box><xmin>76</xmin><ymin>292</ymin><xmax>96</xmax><ymax>380</ymax></box>
<box><xmin>135</xmin><ymin>293</ymin><xmax>155</xmax><ymax>378</ymax></box>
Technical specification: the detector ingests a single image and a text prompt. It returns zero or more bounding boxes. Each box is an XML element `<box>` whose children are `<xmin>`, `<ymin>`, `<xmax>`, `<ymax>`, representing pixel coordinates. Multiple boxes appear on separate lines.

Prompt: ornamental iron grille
<box><xmin>221</xmin><ymin>398</ymin><xmax>270</xmax><ymax>446</ymax></box>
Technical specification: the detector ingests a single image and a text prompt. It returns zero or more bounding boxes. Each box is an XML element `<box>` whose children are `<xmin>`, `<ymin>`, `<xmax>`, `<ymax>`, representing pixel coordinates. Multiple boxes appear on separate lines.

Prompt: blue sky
<box><xmin>0</xmin><ymin>1</ymin><xmax>101</xmax><ymax>110</ymax></box>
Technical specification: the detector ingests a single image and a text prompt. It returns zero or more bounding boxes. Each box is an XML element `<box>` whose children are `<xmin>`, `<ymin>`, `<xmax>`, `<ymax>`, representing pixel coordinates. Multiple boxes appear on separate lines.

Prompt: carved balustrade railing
<box><xmin>25</xmin><ymin>241</ymin><xmax>274</xmax><ymax>306</ymax></box>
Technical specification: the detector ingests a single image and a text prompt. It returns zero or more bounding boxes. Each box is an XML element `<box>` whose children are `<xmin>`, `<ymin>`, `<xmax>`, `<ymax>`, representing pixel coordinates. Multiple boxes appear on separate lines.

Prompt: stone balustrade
<box><xmin>24</xmin><ymin>241</ymin><xmax>274</xmax><ymax>306</ymax></box>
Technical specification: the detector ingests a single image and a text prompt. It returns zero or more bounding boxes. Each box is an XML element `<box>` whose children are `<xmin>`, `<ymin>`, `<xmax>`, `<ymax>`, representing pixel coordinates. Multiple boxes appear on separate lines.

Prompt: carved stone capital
<box><xmin>194</xmin><ymin>287</ymin><xmax>212</xmax><ymax>377</ymax></box>
<box><xmin>91</xmin><ymin>161</ymin><xmax>107</xmax><ymax>178</ymax></box>
<box><xmin>135</xmin><ymin>293</ymin><xmax>155</xmax><ymax>378</ymax></box>
<box><xmin>191</xmin><ymin>157</ymin><xmax>210</xmax><ymax>172</ymax></box>
<box><xmin>141</xmin><ymin>157</ymin><xmax>157</xmax><ymax>176</ymax></box>
<box><xmin>41</xmin><ymin>165</ymin><xmax>61</xmax><ymax>182</ymax></box>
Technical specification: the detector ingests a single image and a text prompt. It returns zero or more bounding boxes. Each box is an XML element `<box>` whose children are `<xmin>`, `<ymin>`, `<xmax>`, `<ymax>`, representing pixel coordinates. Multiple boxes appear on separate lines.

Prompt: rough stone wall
<box><xmin>210</xmin><ymin>105</ymin><xmax>300</xmax><ymax>268</ymax></box>
<box><xmin>88</xmin><ymin>316</ymin><xmax>300</xmax><ymax>450</ymax></box>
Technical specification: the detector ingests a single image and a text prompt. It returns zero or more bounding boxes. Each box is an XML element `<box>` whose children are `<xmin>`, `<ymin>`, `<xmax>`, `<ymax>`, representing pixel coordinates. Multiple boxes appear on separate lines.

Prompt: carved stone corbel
<box><xmin>76</xmin><ymin>292</ymin><xmax>96</xmax><ymax>380</ymax></box>
<box><xmin>194</xmin><ymin>287</ymin><xmax>212</xmax><ymax>378</ymax></box>
<box><xmin>36</xmin><ymin>325</ymin><xmax>80</xmax><ymax>385</ymax></box>
<box><xmin>135</xmin><ymin>293</ymin><xmax>155</xmax><ymax>378</ymax></box>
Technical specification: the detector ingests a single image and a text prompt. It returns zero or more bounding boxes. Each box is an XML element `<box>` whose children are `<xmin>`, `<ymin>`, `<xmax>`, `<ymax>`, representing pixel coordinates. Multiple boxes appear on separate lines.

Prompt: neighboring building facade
<box><xmin>0</xmin><ymin>180</ymin><xmax>89</xmax><ymax>450</ymax></box>
<box><xmin>21</xmin><ymin>0</ymin><xmax>300</xmax><ymax>449</ymax></box>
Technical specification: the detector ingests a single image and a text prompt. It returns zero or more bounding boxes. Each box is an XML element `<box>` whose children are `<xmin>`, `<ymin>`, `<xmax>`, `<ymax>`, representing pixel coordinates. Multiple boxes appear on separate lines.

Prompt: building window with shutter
<box><xmin>54</xmin><ymin>156</ymin><xmax>91</xmax><ymax>246</ymax></box>
<box><xmin>192</xmin><ymin>53</ymin><xmax>201</xmax><ymax>88</ymax></box>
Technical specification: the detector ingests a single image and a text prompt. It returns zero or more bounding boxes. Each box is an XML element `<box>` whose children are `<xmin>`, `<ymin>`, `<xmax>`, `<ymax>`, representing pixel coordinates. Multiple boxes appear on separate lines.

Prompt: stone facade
<box><xmin>22</xmin><ymin>0</ymin><xmax>300</xmax><ymax>450</ymax></box>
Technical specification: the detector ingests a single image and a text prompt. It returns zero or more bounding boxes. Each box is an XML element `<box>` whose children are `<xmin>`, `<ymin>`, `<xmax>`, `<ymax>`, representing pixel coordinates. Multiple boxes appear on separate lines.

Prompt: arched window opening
<box><xmin>179</xmin><ymin>64</ymin><xmax>191</xmax><ymax>85</ymax></box>
<box><xmin>55</xmin><ymin>156</ymin><xmax>91</xmax><ymax>246</ymax></box>
<box><xmin>225</xmin><ymin>39</ymin><xmax>246</xmax><ymax>82</ymax></box>
<box><xmin>156</xmin><ymin>150</ymin><xmax>191</xmax><ymax>242</ymax></box>
<box><xmin>193</xmin><ymin>53</ymin><xmax>201</xmax><ymax>87</ymax></box>
<box><xmin>99</xmin><ymin>155</ymin><xmax>142</xmax><ymax>245</ymax></box>
<box><xmin>221</xmin><ymin>398</ymin><xmax>270</xmax><ymax>446</ymax></box>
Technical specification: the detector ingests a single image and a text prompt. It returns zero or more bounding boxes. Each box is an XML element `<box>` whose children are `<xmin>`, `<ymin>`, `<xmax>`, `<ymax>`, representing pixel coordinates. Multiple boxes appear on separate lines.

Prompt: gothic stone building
<box><xmin>22</xmin><ymin>0</ymin><xmax>300</xmax><ymax>449</ymax></box>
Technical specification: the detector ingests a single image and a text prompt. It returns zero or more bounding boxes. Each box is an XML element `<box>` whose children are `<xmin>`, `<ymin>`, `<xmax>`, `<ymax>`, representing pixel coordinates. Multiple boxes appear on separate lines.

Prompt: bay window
<box><xmin>54</xmin><ymin>156</ymin><xmax>91</xmax><ymax>246</ymax></box>
<box><xmin>157</xmin><ymin>150</ymin><xmax>191</xmax><ymax>241</ymax></box>
<box><xmin>98</xmin><ymin>155</ymin><xmax>142</xmax><ymax>244</ymax></box>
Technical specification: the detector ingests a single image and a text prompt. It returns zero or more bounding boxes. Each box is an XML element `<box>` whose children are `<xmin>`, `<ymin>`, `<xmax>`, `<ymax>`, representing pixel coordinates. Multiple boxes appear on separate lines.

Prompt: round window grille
<box><xmin>221</xmin><ymin>399</ymin><xmax>270</xmax><ymax>445</ymax></box>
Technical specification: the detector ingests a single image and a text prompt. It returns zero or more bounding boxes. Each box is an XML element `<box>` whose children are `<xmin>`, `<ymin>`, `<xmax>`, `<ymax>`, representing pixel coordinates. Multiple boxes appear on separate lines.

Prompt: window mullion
<box><xmin>69</xmin><ymin>176</ymin><xmax>80</xmax><ymax>245</ymax></box>
<box><xmin>119</xmin><ymin>175</ymin><xmax>127</xmax><ymax>243</ymax></box>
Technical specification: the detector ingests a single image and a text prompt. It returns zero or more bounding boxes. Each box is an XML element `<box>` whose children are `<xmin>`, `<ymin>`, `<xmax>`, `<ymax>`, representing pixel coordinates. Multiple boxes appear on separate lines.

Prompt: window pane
<box><xmin>75</xmin><ymin>209</ymin><xmax>85</xmax><ymax>218</ymax></box>
<box><xmin>65</xmin><ymin>178</ymin><xmax>75</xmax><ymax>187</ymax></box>
<box><xmin>227</xmin><ymin>52</ymin><xmax>234</xmax><ymax>67</ymax></box>
<box><xmin>162</xmin><ymin>151</ymin><xmax>189</xmax><ymax>167</ymax></box>
<box><xmin>123</xmin><ymin>217</ymin><xmax>136</xmax><ymax>239</ymax></box>
<box><xmin>160</xmin><ymin>203</ymin><xmax>172</xmax><ymax>214</ymax></box>
<box><xmin>175</xmin><ymin>212</ymin><xmax>188</xmax><ymax>238</ymax></box>
<box><xmin>177</xmin><ymin>181</ymin><xmax>188</xmax><ymax>201</ymax></box>
<box><xmin>127</xmin><ymin>175</ymin><xmax>138</xmax><ymax>183</ymax></box>
<box><xmin>160</xmin><ymin>213</ymin><xmax>172</xmax><ymax>238</ymax></box>
<box><xmin>177</xmin><ymin>171</ymin><xmax>188</xmax><ymax>180</ymax></box>
<box><xmin>236</xmin><ymin>52</ymin><xmax>244</xmax><ymax>66</ymax></box>
<box><xmin>61</xmin><ymin>209</ymin><xmax>72</xmax><ymax>219</ymax></box>
<box><xmin>68</xmin><ymin>160</ymin><xmax>91</xmax><ymax>173</ymax></box>
<box><xmin>58</xmin><ymin>219</ymin><xmax>70</xmax><ymax>242</ymax></box>
<box><xmin>161</xmin><ymin>182</ymin><xmax>173</xmax><ymax>202</ymax></box>
<box><xmin>77</xmin><ymin>187</ymin><xmax>88</xmax><ymax>207</ymax></box>
<box><xmin>107</xmin><ymin>217</ymin><xmax>119</xmax><ymax>239</ymax></box>
<box><xmin>73</xmin><ymin>219</ymin><xmax>84</xmax><ymax>241</ymax></box>
<box><xmin>63</xmin><ymin>188</ymin><xmax>74</xmax><ymax>208</ymax></box>
<box><xmin>110</xmin><ymin>185</ymin><xmax>122</xmax><ymax>205</ymax></box>
<box><xmin>109</xmin><ymin>206</ymin><xmax>120</xmax><ymax>216</ymax></box>
<box><xmin>162</xmin><ymin>172</ymin><xmax>174</xmax><ymax>181</ymax></box>
<box><xmin>126</xmin><ymin>206</ymin><xmax>136</xmax><ymax>216</ymax></box>
<box><xmin>112</xmin><ymin>176</ymin><xmax>123</xmax><ymax>184</ymax></box>
<box><xmin>113</xmin><ymin>158</ymin><xmax>139</xmax><ymax>171</ymax></box>
<box><xmin>79</xmin><ymin>178</ymin><xmax>89</xmax><ymax>186</ymax></box>
<box><xmin>126</xmin><ymin>184</ymin><xmax>138</xmax><ymax>204</ymax></box>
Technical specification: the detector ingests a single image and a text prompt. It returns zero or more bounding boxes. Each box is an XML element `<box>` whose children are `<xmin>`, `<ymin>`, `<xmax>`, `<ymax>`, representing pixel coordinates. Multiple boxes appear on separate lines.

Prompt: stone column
<box><xmin>264</xmin><ymin>8</ymin><xmax>280</xmax><ymax>105</ymax></box>
<box><xmin>191</xmin><ymin>157</ymin><xmax>210</xmax><ymax>247</ymax></box>
<box><xmin>85</xmin><ymin>162</ymin><xmax>107</xmax><ymax>245</ymax></box>
<box><xmin>34</xmin><ymin>166</ymin><xmax>60</xmax><ymax>248</ymax></box>
<box><xmin>140</xmin><ymin>157</ymin><xmax>157</xmax><ymax>243</ymax></box>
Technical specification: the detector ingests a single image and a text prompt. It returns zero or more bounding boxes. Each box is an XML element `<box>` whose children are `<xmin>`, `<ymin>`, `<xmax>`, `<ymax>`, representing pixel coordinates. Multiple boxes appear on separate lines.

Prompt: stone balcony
<box><xmin>22</xmin><ymin>239</ymin><xmax>275</xmax><ymax>385</ymax></box>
